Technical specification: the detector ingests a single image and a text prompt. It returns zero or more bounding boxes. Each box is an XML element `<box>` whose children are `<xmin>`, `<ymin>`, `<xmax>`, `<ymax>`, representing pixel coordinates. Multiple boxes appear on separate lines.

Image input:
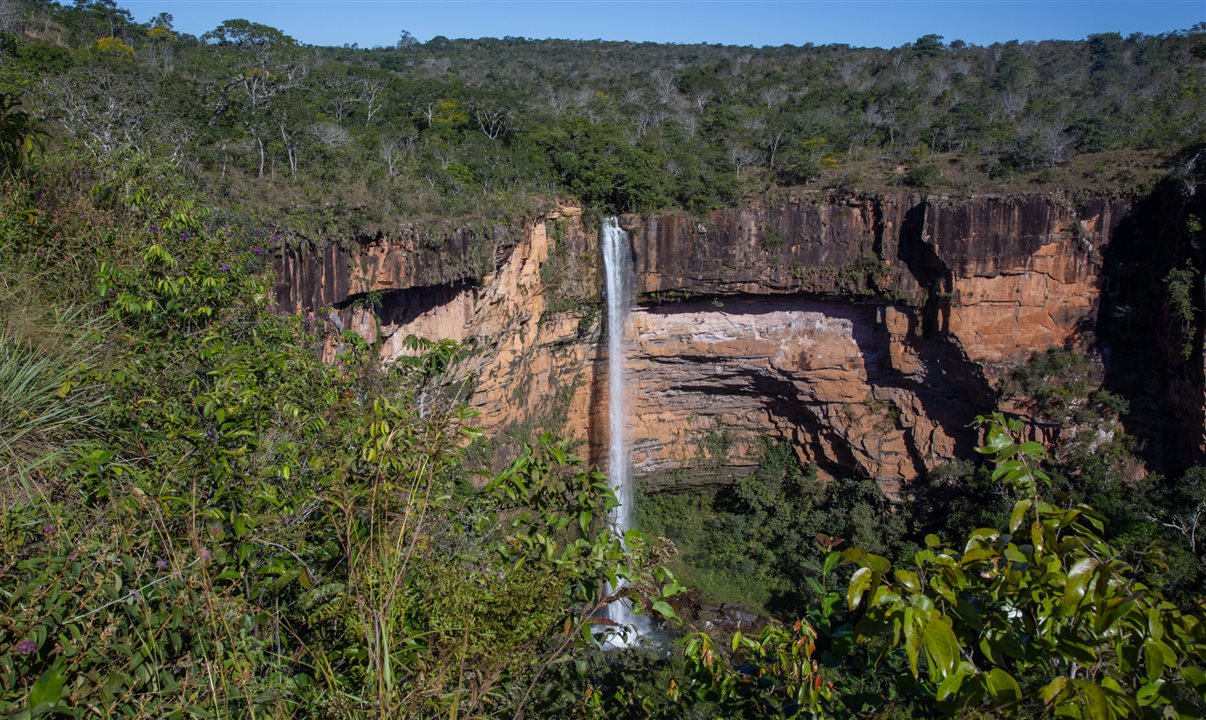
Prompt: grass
<box><xmin>0</xmin><ymin>273</ymin><xmax>104</xmax><ymax>505</ymax></box>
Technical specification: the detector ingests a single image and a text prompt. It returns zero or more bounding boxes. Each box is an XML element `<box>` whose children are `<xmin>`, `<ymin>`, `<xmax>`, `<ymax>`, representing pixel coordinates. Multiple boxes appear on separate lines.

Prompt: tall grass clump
<box><xmin>0</xmin><ymin>281</ymin><xmax>104</xmax><ymax>507</ymax></box>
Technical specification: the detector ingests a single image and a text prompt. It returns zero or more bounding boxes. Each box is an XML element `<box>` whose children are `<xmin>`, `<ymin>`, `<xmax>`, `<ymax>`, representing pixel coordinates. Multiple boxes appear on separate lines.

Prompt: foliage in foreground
<box><xmin>671</xmin><ymin>415</ymin><xmax>1206</xmax><ymax>719</ymax></box>
<box><xmin>0</xmin><ymin>160</ymin><xmax>680</xmax><ymax>718</ymax></box>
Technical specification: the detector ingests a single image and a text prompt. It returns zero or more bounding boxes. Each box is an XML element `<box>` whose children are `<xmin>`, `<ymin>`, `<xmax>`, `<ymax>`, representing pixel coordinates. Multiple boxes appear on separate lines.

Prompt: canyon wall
<box><xmin>274</xmin><ymin>190</ymin><xmax>1203</xmax><ymax>493</ymax></box>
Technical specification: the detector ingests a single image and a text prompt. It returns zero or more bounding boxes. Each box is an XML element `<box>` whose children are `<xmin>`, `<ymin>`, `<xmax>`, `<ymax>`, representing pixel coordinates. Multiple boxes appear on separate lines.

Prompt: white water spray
<box><xmin>600</xmin><ymin>216</ymin><xmax>647</xmax><ymax>647</ymax></box>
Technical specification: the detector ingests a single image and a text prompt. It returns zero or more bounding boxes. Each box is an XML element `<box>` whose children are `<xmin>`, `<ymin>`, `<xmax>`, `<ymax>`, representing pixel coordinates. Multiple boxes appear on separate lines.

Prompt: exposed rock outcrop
<box><xmin>273</xmin><ymin>190</ymin><xmax>1202</xmax><ymax>491</ymax></box>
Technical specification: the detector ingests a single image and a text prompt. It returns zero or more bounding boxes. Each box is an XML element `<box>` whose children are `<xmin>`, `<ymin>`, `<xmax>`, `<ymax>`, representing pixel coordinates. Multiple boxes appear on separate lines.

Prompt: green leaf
<box><xmin>1009</xmin><ymin>499</ymin><xmax>1032</xmax><ymax>533</ymax></box>
<box><xmin>28</xmin><ymin>667</ymin><xmax>66</xmax><ymax>710</ymax></box>
<box><xmin>992</xmin><ymin>459</ymin><xmax>1024</xmax><ymax>482</ymax></box>
<box><xmin>904</xmin><ymin>607</ymin><xmax>920</xmax><ymax>678</ymax></box>
<box><xmin>1146</xmin><ymin>608</ymin><xmax>1164</xmax><ymax>642</ymax></box>
<box><xmin>651</xmin><ymin>600</ymin><xmax>676</xmax><ymax>619</ymax></box>
<box><xmin>1135</xmin><ymin>680</ymin><xmax>1166</xmax><ymax>707</ymax></box>
<box><xmin>984</xmin><ymin>668</ymin><xmax>1021</xmax><ymax>703</ymax></box>
<box><xmin>894</xmin><ymin>569</ymin><xmax>922</xmax><ymax>593</ymax></box>
<box><xmin>863</xmin><ymin>553</ymin><xmax>890</xmax><ymax>574</ymax></box>
<box><xmin>1143</xmin><ymin>639</ymin><xmax>1176</xmax><ymax>684</ymax></box>
<box><xmin>1076</xmin><ymin>681</ymin><xmax>1110</xmax><ymax>720</ymax></box>
<box><xmin>935</xmin><ymin>668</ymin><xmax>967</xmax><ymax>701</ymax></box>
<box><xmin>1182</xmin><ymin>666</ymin><xmax>1206</xmax><ymax>691</ymax></box>
<box><xmin>1062</xmin><ymin>557</ymin><xmax>1098</xmax><ymax>612</ymax></box>
<box><xmin>1039</xmin><ymin>676</ymin><xmax>1068</xmax><ymax>705</ymax></box>
<box><xmin>922</xmin><ymin>616</ymin><xmax>958</xmax><ymax>680</ymax></box>
<box><xmin>847</xmin><ymin>567</ymin><xmax>871</xmax><ymax>611</ymax></box>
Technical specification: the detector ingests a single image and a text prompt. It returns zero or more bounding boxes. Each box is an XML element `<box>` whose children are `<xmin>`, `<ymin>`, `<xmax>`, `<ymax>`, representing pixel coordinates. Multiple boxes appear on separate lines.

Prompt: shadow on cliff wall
<box><xmin>1096</xmin><ymin>160</ymin><xmax>1205</xmax><ymax>472</ymax></box>
<box><xmin>889</xmin><ymin>200</ymin><xmax>996</xmax><ymax>468</ymax></box>
<box><xmin>334</xmin><ymin>279</ymin><xmax>476</xmax><ymax>332</ymax></box>
<box><xmin>587</xmin><ymin>339</ymin><xmax>605</xmax><ymax>472</ymax></box>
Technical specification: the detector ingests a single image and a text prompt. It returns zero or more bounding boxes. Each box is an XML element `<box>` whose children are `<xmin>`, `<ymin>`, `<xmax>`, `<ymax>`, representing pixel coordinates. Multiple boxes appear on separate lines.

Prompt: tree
<box><xmin>470</xmin><ymin>94</ymin><xmax>513</xmax><ymax>141</ymax></box>
<box><xmin>913</xmin><ymin>34</ymin><xmax>946</xmax><ymax>58</ymax></box>
<box><xmin>356</xmin><ymin>76</ymin><xmax>384</xmax><ymax>125</ymax></box>
<box><xmin>396</xmin><ymin>29</ymin><xmax>419</xmax><ymax>49</ymax></box>
<box><xmin>45</xmin><ymin>66</ymin><xmax>153</xmax><ymax>157</ymax></box>
<box><xmin>205</xmin><ymin>20</ymin><xmax>308</xmax><ymax>177</ymax></box>
<box><xmin>146</xmin><ymin>14</ymin><xmax>176</xmax><ymax>71</ymax></box>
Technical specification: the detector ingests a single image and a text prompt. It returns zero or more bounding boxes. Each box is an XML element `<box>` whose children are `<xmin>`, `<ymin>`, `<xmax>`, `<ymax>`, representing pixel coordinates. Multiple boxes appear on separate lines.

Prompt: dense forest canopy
<box><xmin>0</xmin><ymin>0</ymin><xmax>1203</xmax><ymax>237</ymax></box>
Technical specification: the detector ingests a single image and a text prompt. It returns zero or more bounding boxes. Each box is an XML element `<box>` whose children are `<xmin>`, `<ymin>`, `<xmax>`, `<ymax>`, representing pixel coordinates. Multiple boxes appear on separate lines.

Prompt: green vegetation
<box><xmin>0</xmin><ymin>150</ymin><xmax>682</xmax><ymax>717</ymax></box>
<box><xmin>676</xmin><ymin>415</ymin><xmax>1206</xmax><ymax>718</ymax></box>
<box><xmin>1001</xmin><ymin>348</ymin><xmax>1129</xmax><ymax>425</ymax></box>
<box><xmin>2</xmin><ymin>129</ymin><xmax>1204</xmax><ymax>720</ymax></box>
<box><xmin>0</xmin><ymin>2</ymin><xmax>1200</xmax><ymax>242</ymax></box>
<box><xmin>637</xmin><ymin>440</ymin><xmax>907</xmax><ymax>615</ymax></box>
<box><xmin>0</xmin><ymin>4</ymin><xmax>1203</xmax><ymax>718</ymax></box>
<box><xmin>1164</xmin><ymin>261</ymin><xmax>1197</xmax><ymax>360</ymax></box>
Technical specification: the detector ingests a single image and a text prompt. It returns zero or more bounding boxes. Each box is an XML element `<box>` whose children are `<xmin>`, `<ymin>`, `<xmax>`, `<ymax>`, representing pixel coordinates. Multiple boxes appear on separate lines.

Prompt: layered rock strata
<box><xmin>274</xmin><ymin>192</ymin><xmax>1173</xmax><ymax>491</ymax></box>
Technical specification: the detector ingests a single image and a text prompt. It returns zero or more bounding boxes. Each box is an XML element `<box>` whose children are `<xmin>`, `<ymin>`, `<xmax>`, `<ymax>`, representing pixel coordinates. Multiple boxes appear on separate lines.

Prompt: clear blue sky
<box><xmin>115</xmin><ymin>1</ymin><xmax>1204</xmax><ymax>49</ymax></box>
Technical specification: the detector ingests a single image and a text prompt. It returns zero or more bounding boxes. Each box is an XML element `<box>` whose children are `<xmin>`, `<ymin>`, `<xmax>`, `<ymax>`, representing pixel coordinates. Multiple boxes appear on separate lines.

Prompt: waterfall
<box><xmin>600</xmin><ymin>216</ymin><xmax>647</xmax><ymax>647</ymax></box>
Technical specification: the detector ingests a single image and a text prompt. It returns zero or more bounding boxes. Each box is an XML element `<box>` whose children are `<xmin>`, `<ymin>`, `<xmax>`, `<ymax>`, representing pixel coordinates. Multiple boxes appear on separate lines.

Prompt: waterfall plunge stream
<box><xmin>600</xmin><ymin>216</ymin><xmax>648</xmax><ymax>648</ymax></box>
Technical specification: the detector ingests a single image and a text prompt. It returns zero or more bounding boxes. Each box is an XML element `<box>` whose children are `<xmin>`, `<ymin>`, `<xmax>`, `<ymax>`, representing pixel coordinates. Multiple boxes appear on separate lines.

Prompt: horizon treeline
<box><xmin>1</xmin><ymin>1</ymin><xmax>1204</xmax><ymax>235</ymax></box>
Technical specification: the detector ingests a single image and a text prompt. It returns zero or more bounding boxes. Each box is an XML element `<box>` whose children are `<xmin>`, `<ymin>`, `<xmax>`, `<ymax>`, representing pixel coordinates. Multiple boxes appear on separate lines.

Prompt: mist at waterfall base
<box><xmin>598</xmin><ymin>216</ymin><xmax>652</xmax><ymax>650</ymax></box>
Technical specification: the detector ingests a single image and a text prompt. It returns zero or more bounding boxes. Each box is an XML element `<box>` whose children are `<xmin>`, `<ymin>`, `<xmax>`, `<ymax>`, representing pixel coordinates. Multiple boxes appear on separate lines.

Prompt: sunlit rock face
<box><xmin>273</xmin><ymin>190</ymin><xmax>1203</xmax><ymax>492</ymax></box>
<box><xmin>624</xmin><ymin>298</ymin><xmax>977</xmax><ymax>494</ymax></box>
<box><xmin>624</xmin><ymin>194</ymin><xmax>1130</xmax><ymax>369</ymax></box>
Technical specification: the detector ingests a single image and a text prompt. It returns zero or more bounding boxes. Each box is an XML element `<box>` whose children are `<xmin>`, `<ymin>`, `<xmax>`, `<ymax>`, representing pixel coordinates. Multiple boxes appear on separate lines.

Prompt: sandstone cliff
<box><xmin>273</xmin><ymin>189</ymin><xmax>1202</xmax><ymax>492</ymax></box>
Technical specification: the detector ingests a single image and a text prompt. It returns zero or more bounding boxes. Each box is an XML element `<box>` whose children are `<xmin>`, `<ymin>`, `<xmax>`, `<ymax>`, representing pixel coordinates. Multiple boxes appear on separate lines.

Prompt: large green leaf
<box><xmin>984</xmin><ymin>668</ymin><xmax>1021</xmax><ymax>704</ymax></box>
<box><xmin>904</xmin><ymin>607</ymin><xmax>921</xmax><ymax>678</ymax></box>
<box><xmin>28</xmin><ymin>667</ymin><xmax>66</xmax><ymax>711</ymax></box>
<box><xmin>1143</xmin><ymin>639</ymin><xmax>1177</xmax><ymax>684</ymax></box>
<box><xmin>1075</xmin><ymin>680</ymin><xmax>1111</xmax><ymax>720</ymax></box>
<box><xmin>922</xmin><ymin>616</ymin><xmax>958</xmax><ymax>680</ymax></box>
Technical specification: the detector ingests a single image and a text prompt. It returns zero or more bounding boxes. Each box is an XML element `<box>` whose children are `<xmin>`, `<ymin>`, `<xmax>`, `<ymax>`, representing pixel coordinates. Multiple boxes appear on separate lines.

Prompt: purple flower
<box><xmin>42</xmin><ymin>523</ymin><xmax>55</xmax><ymax>536</ymax></box>
<box><xmin>252</xmin><ymin>247</ymin><xmax>262</xmax><ymax>255</ymax></box>
<box><xmin>131</xmin><ymin>590</ymin><xmax>142</xmax><ymax>600</ymax></box>
<box><xmin>255</xmin><ymin>229</ymin><xmax>262</xmax><ymax>236</ymax></box>
<box><xmin>155</xmin><ymin>558</ymin><xmax>169</xmax><ymax>570</ymax></box>
<box><xmin>198</xmin><ymin>547</ymin><xmax>211</xmax><ymax>562</ymax></box>
<box><xmin>14</xmin><ymin>639</ymin><xmax>36</xmax><ymax>655</ymax></box>
<box><xmin>69</xmin><ymin>551</ymin><xmax>78</xmax><ymax>561</ymax></box>
<box><xmin>150</xmin><ymin>224</ymin><xmax>158</xmax><ymax>232</ymax></box>
<box><xmin>209</xmin><ymin>522</ymin><xmax>223</xmax><ymax>537</ymax></box>
<box><xmin>181</xmin><ymin>233</ymin><xmax>188</xmax><ymax>241</ymax></box>
<box><xmin>220</xmin><ymin>264</ymin><xmax>230</xmax><ymax>272</ymax></box>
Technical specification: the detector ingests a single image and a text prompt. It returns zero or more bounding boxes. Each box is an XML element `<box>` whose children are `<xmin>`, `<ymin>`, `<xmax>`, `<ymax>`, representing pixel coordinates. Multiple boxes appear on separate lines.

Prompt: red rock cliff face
<box><xmin>273</xmin><ymin>192</ymin><xmax>1164</xmax><ymax>492</ymax></box>
<box><xmin>625</xmin><ymin>194</ymin><xmax>1130</xmax><ymax>366</ymax></box>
